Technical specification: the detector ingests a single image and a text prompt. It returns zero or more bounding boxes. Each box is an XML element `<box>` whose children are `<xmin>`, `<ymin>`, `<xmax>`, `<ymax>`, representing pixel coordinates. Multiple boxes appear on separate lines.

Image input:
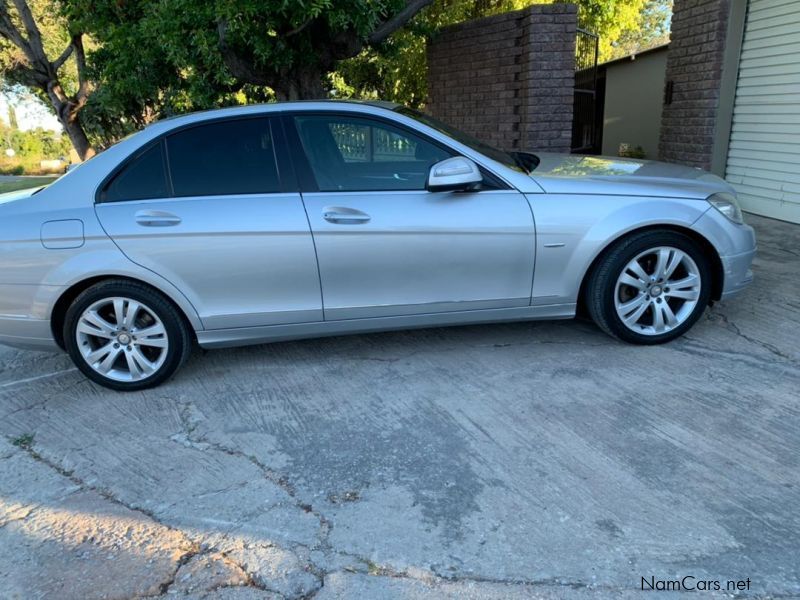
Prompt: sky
<box><xmin>0</xmin><ymin>92</ymin><xmax>62</xmax><ymax>132</ymax></box>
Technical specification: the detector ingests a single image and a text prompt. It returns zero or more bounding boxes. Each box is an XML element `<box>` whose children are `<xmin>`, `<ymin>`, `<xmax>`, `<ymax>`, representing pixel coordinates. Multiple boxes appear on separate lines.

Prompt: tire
<box><xmin>585</xmin><ymin>230</ymin><xmax>712</xmax><ymax>345</ymax></box>
<box><xmin>63</xmin><ymin>279</ymin><xmax>192</xmax><ymax>391</ymax></box>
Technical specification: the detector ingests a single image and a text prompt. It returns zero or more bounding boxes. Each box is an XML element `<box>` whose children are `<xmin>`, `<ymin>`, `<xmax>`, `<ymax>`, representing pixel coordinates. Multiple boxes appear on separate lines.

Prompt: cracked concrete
<box><xmin>0</xmin><ymin>214</ymin><xmax>798</xmax><ymax>598</ymax></box>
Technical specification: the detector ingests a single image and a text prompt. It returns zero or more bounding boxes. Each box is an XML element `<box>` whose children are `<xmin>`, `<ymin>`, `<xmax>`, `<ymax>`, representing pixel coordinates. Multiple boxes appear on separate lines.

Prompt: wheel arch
<box><xmin>50</xmin><ymin>275</ymin><xmax>201</xmax><ymax>351</ymax></box>
<box><xmin>576</xmin><ymin>224</ymin><xmax>724</xmax><ymax>316</ymax></box>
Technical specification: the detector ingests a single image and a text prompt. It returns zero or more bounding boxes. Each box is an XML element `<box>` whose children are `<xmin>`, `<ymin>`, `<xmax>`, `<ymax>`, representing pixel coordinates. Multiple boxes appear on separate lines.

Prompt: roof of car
<box><xmin>151</xmin><ymin>99</ymin><xmax>401</xmax><ymax>126</ymax></box>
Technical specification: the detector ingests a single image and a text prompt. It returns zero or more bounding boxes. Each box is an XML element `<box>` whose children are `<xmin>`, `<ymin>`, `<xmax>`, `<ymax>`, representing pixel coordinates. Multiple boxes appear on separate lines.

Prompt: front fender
<box><xmin>527</xmin><ymin>194</ymin><xmax>711</xmax><ymax>306</ymax></box>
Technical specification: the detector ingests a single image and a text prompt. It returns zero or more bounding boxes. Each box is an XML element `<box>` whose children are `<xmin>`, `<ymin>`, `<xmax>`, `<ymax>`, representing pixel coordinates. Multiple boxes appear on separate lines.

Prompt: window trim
<box><xmin>95</xmin><ymin>114</ymin><xmax>293</xmax><ymax>204</ymax></box>
<box><xmin>284</xmin><ymin>111</ymin><xmax>510</xmax><ymax>193</ymax></box>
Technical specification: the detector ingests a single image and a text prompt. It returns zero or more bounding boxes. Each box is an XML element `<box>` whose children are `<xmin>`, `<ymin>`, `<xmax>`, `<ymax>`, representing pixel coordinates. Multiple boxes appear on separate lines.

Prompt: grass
<box><xmin>0</xmin><ymin>176</ymin><xmax>57</xmax><ymax>194</ymax></box>
<box><xmin>11</xmin><ymin>433</ymin><xmax>35</xmax><ymax>450</ymax></box>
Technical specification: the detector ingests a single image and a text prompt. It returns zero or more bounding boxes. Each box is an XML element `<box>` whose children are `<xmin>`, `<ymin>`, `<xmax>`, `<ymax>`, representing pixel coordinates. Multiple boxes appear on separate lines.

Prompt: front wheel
<box><xmin>585</xmin><ymin>230</ymin><xmax>712</xmax><ymax>344</ymax></box>
<box><xmin>64</xmin><ymin>279</ymin><xmax>192</xmax><ymax>391</ymax></box>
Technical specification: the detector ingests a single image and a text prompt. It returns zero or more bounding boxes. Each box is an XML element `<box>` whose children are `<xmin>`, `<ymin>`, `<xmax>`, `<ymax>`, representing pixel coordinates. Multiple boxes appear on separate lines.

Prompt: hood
<box><xmin>530</xmin><ymin>153</ymin><xmax>734</xmax><ymax>199</ymax></box>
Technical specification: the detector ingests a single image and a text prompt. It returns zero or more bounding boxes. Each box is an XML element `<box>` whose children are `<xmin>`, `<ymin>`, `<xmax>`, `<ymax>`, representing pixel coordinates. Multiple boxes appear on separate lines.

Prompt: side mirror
<box><xmin>427</xmin><ymin>156</ymin><xmax>483</xmax><ymax>192</ymax></box>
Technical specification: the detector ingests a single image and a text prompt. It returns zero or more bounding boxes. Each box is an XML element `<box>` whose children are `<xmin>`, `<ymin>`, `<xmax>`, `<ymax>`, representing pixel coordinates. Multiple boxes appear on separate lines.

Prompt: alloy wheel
<box><xmin>614</xmin><ymin>246</ymin><xmax>702</xmax><ymax>335</ymax></box>
<box><xmin>75</xmin><ymin>296</ymin><xmax>169</xmax><ymax>382</ymax></box>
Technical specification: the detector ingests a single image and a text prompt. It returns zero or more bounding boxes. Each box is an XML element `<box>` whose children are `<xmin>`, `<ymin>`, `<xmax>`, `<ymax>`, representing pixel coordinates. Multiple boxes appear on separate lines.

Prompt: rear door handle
<box><xmin>323</xmin><ymin>207</ymin><xmax>371</xmax><ymax>224</ymax></box>
<box><xmin>135</xmin><ymin>210</ymin><xmax>182</xmax><ymax>227</ymax></box>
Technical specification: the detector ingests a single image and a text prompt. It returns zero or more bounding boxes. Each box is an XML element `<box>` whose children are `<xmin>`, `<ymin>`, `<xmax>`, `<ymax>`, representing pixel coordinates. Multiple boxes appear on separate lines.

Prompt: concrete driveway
<box><xmin>1</xmin><ymin>214</ymin><xmax>798</xmax><ymax>599</ymax></box>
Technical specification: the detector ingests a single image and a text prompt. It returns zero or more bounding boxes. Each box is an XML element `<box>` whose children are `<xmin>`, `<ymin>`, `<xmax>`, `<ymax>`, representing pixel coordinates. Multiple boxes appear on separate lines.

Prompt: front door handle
<box><xmin>323</xmin><ymin>207</ymin><xmax>371</xmax><ymax>224</ymax></box>
<box><xmin>135</xmin><ymin>210</ymin><xmax>182</xmax><ymax>227</ymax></box>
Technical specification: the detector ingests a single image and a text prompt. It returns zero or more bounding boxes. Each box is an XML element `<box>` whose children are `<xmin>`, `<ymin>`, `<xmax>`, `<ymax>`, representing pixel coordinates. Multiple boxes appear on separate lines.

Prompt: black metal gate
<box><xmin>572</xmin><ymin>28</ymin><xmax>599</xmax><ymax>154</ymax></box>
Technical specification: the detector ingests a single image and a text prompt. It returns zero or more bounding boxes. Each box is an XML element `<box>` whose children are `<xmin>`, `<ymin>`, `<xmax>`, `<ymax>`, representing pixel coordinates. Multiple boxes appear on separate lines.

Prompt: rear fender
<box><xmin>37</xmin><ymin>247</ymin><xmax>204</xmax><ymax>331</ymax></box>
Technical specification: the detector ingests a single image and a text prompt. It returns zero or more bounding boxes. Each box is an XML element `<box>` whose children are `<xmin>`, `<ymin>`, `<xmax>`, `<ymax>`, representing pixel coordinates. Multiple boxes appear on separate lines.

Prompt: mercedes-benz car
<box><xmin>0</xmin><ymin>101</ymin><xmax>756</xmax><ymax>390</ymax></box>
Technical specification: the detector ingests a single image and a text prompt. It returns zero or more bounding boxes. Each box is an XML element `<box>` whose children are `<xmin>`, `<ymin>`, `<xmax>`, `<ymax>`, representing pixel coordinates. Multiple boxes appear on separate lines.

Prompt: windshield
<box><xmin>395</xmin><ymin>107</ymin><xmax>530</xmax><ymax>173</ymax></box>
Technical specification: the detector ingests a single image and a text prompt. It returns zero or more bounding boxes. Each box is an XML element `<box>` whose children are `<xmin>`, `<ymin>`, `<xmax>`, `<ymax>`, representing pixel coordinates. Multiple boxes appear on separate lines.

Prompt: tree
<box><xmin>573</xmin><ymin>0</ymin><xmax>656</xmax><ymax>59</ymax></box>
<box><xmin>607</xmin><ymin>0</ymin><xmax>672</xmax><ymax>60</ymax></box>
<box><xmin>17</xmin><ymin>0</ymin><xmax>667</xmax><ymax>151</ymax></box>
<box><xmin>65</xmin><ymin>0</ymin><xmax>438</xmax><ymax>118</ymax></box>
<box><xmin>0</xmin><ymin>0</ymin><xmax>94</xmax><ymax>159</ymax></box>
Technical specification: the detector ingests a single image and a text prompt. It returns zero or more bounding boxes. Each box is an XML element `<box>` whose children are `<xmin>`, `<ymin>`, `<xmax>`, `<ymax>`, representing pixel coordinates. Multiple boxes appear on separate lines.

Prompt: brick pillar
<box><xmin>658</xmin><ymin>0</ymin><xmax>731</xmax><ymax>170</ymax></box>
<box><xmin>426</xmin><ymin>4</ymin><xmax>577</xmax><ymax>153</ymax></box>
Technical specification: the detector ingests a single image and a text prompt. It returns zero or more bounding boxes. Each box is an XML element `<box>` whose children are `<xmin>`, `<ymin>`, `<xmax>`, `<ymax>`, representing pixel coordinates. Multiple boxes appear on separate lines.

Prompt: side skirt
<box><xmin>196</xmin><ymin>303</ymin><xmax>577</xmax><ymax>349</ymax></box>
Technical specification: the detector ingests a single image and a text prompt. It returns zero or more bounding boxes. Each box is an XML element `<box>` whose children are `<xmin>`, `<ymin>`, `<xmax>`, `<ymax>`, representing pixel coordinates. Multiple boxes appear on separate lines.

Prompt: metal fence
<box><xmin>572</xmin><ymin>28</ymin><xmax>600</xmax><ymax>154</ymax></box>
<box><xmin>330</xmin><ymin>124</ymin><xmax>417</xmax><ymax>162</ymax></box>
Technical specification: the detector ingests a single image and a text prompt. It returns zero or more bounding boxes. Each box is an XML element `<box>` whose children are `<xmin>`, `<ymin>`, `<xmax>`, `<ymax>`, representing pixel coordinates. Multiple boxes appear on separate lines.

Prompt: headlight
<box><xmin>707</xmin><ymin>192</ymin><xmax>744</xmax><ymax>224</ymax></box>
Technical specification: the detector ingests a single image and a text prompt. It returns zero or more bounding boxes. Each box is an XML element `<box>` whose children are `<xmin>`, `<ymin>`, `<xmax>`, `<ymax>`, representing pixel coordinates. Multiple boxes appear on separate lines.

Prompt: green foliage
<box><xmin>1</xmin><ymin>124</ymin><xmax>71</xmax><ymax>158</ymax></box>
<box><xmin>64</xmin><ymin>0</ymin><xmax>417</xmax><ymax>133</ymax></box>
<box><xmin>608</xmin><ymin>0</ymin><xmax>671</xmax><ymax>59</ymax></box>
<box><xmin>0</xmin><ymin>0</ymin><xmax>97</xmax><ymax>158</ymax></box>
<box><xmin>2</xmin><ymin>0</ymin><xmax>670</xmax><ymax>147</ymax></box>
<box><xmin>0</xmin><ymin>0</ymin><xmax>79</xmax><ymax>100</ymax></box>
<box><xmin>10</xmin><ymin>433</ymin><xmax>35</xmax><ymax>449</ymax></box>
<box><xmin>573</xmin><ymin>0</ymin><xmax>651</xmax><ymax>59</ymax></box>
<box><xmin>0</xmin><ymin>163</ymin><xmax>24</xmax><ymax>175</ymax></box>
<box><xmin>0</xmin><ymin>112</ymin><xmax>71</xmax><ymax>174</ymax></box>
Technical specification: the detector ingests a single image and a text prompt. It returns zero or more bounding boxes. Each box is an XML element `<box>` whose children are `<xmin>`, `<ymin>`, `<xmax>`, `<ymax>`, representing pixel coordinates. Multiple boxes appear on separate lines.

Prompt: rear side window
<box><xmin>166</xmin><ymin>118</ymin><xmax>280</xmax><ymax>197</ymax></box>
<box><xmin>101</xmin><ymin>143</ymin><xmax>168</xmax><ymax>202</ymax></box>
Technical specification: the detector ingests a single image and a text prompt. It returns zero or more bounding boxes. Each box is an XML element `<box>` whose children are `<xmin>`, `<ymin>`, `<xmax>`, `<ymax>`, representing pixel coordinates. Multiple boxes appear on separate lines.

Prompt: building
<box><xmin>426</xmin><ymin>0</ymin><xmax>800</xmax><ymax>223</ymax></box>
<box><xmin>596</xmin><ymin>44</ymin><xmax>669</xmax><ymax>160</ymax></box>
<box><xmin>659</xmin><ymin>0</ymin><xmax>799</xmax><ymax>223</ymax></box>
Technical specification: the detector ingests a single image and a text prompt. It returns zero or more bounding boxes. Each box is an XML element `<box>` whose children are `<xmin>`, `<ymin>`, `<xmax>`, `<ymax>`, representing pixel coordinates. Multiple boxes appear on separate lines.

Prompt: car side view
<box><xmin>0</xmin><ymin>101</ymin><xmax>756</xmax><ymax>390</ymax></box>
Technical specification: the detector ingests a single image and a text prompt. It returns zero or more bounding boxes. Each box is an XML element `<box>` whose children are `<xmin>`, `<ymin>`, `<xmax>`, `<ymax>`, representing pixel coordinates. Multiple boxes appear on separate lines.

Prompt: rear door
<box><xmin>288</xmin><ymin>112</ymin><xmax>536</xmax><ymax>320</ymax></box>
<box><xmin>95</xmin><ymin>116</ymin><xmax>322</xmax><ymax>329</ymax></box>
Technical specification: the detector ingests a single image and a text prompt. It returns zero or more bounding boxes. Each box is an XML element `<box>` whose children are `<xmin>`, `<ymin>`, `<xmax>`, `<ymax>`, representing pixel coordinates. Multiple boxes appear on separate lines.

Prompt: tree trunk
<box><xmin>0</xmin><ymin>7</ymin><xmax>95</xmax><ymax>162</ymax></box>
<box><xmin>44</xmin><ymin>82</ymin><xmax>96</xmax><ymax>161</ymax></box>
<box><xmin>273</xmin><ymin>68</ymin><xmax>328</xmax><ymax>101</ymax></box>
<box><xmin>62</xmin><ymin>116</ymin><xmax>95</xmax><ymax>161</ymax></box>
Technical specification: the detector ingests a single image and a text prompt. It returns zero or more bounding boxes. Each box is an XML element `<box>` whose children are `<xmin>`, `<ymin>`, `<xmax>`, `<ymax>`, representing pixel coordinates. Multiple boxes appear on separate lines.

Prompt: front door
<box><xmin>290</xmin><ymin>113</ymin><xmax>535</xmax><ymax>320</ymax></box>
<box><xmin>96</xmin><ymin>117</ymin><xmax>322</xmax><ymax>329</ymax></box>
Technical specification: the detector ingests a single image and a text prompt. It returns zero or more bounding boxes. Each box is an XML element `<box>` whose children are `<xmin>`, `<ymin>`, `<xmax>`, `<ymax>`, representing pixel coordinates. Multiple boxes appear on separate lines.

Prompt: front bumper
<box><xmin>719</xmin><ymin>247</ymin><xmax>756</xmax><ymax>300</ymax></box>
<box><xmin>692</xmin><ymin>208</ymin><xmax>757</xmax><ymax>301</ymax></box>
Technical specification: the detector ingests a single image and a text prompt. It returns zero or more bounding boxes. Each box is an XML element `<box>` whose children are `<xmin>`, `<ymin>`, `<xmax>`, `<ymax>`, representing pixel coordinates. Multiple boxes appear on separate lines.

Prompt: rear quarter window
<box><xmin>101</xmin><ymin>143</ymin><xmax>169</xmax><ymax>202</ymax></box>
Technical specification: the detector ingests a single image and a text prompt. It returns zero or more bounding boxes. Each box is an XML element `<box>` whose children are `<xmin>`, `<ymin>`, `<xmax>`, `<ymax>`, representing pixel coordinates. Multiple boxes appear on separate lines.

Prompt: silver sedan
<box><xmin>0</xmin><ymin>101</ymin><xmax>756</xmax><ymax>390</ymax></box>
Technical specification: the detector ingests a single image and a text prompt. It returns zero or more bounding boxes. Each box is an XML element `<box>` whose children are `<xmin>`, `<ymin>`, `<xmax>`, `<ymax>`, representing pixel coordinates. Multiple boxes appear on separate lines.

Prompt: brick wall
<box><xmin>658</xmin><ymin>0</ymin><xmax>730</xmax><ymax>169</ymax></box>
<box><xmin>426</xmin><ymin>5</ymin><xmax>577</xmax><ymax>153</ymax></box>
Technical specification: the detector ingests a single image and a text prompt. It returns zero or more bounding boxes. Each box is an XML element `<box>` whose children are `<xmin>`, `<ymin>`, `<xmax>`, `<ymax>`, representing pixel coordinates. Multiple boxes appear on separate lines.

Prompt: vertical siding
<box><xmin>726</xmin><ymin>0</ymin><xmax>800</xmax><ymax>223</ymax></box>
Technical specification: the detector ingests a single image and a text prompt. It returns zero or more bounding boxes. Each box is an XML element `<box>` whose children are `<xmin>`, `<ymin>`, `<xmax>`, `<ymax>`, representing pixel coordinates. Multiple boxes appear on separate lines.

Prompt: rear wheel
<box><xmin>64</xmin><ymin>280</ymin><xmax>191</xmax><ymax>391</ymax></box>
<box><xmin>585</xmin><ymin>230</ymin><xmax>712</xmax><ymax>344</ymax></box>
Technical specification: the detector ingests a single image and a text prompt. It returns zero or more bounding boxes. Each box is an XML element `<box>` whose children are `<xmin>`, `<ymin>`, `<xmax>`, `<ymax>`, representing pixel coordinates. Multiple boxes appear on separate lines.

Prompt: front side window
<box><xmin>101</xmin><ymin>143</ymin><xmax>168</xmax><ymax>202</ymax></box>
<box><xmin>167</xmin><ymin>118</ymin><xmax>280</xmax><ymax>197</ymax></box>
<box><xmin>294</xmin><ymin>115</ymin><xmax>451</xmax><ymax>192</ymax></box>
